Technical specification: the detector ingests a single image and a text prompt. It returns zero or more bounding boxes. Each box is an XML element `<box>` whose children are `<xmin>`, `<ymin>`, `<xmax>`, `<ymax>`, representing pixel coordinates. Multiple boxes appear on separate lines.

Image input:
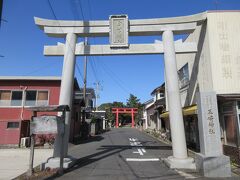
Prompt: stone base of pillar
<box><xmin>195</xmin><ymin>153</ymin><xmax>231</xmax><ymax>177</ymax></box>
<box><xmin>42</xmin><ymin>156</ymin><xmax>76</xmax><ymax>169</ymax></box>
<box><xmin>163</xmin><ymin>156</ymin><xmax>196</xmax><ymax>169</ymax></box>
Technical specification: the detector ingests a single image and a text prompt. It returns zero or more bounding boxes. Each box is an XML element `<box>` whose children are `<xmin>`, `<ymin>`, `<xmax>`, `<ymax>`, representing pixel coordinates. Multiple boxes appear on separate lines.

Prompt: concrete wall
<box><xmin>146</xmin><ymin>105</ymin><xmax>157</xmax><ymax>130</ymax></box>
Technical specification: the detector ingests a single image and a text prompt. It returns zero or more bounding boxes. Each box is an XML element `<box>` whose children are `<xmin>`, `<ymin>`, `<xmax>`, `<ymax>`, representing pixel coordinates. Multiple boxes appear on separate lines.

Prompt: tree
<box><xmin>112</xmin><ymin>101</ymin><xmax>125</xmax><ymax>108</ymax></box>
<box><xmin>98</xmin><ymin>101</ymin><xmax>125</xmax><ymax>126</ymax></box>
<box><xmin>126</xmin><ymin>94</ymin><xmax>141</xmax><ymax>108</ymax></box>
<box><xmin>126</xmin><ymin>94</ymin><xmax>143</xmax><ymax>125</ymax></box>
<box><xmin>98</xmin><ymin>103</ymin><xmax>112</xmax><ymax>111</ymax></box>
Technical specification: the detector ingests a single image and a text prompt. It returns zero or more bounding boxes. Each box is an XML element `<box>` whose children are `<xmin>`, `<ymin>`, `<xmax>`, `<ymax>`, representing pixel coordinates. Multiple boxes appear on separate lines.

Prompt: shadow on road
<box><xmin>72</xmin><ymin>135</ymin><xmax>104</xmax><ymax>145</ymax></box>
<box><xmin>46</xmin><ymin>143</ymin><xmax>173</xmax><ymax>179</ymax></box>
<box><xmin>46</xmin><ymin>146</ymin><xmax>125</xmax><ymax>179</ymax></box>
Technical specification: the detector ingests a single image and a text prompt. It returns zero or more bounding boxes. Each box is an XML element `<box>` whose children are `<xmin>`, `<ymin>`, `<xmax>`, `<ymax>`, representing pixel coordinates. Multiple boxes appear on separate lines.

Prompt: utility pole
<box><xmin>83</xmin><ymin>37</ymin><xmax>88</xmax><ymax>103</ymax></box>
<box><xmin>82</xmin><ymin>37</ymin><xmax>88</xmax><ymax>122</ymax></box>
<box><xmin>94</xmin><ymin>81</ymin><xmax>100</xmax><ymax>111</ymax></box>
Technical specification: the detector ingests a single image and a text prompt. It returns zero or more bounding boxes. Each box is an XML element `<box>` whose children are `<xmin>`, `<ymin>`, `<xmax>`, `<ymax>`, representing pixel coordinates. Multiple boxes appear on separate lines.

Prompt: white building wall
<box><xmin>176</xmin><ymin>20</ymin><xmax>213</xmax><ymax>107</ymax></box>
<box><xmin>207</xmin><ymin>12</ymin><xmax>240</xmax><ymax>94</ymax></box>
<box><xmin>174</xmin><ymin>11</ymin><xmax>240</xmax><ymax>108</ymax></box>
<box><xmin>146</xmin><ymin>106</ymin><xmax>157</xmax><ymax>130</ymax></box>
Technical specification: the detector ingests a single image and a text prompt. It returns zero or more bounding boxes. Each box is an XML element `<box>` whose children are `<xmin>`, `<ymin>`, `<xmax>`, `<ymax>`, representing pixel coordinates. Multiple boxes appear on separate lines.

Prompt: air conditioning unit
<box><xmin>20</xmin><ymin>137</ymin><xmax>30</xmax><ymax>147</ymax></box>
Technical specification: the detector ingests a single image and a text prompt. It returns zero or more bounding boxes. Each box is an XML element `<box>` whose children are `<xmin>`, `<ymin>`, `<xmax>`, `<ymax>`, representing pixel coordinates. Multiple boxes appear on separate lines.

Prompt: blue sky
<box><xmin>0</xmin><ymin>0</ymin><xmax>240</xmax><ymax>105</ymax></box>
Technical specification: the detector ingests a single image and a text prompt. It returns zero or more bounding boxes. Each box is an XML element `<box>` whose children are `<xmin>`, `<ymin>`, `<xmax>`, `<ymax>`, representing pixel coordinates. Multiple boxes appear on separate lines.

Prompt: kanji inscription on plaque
<box><xmin>109</xmin><ymin>15</ymin><xmax>128</xmax><ymax>48</ymax></box>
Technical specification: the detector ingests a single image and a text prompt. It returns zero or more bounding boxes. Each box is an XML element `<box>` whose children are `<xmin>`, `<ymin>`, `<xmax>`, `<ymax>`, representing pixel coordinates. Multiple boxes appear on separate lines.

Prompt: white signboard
<box><xmin>30</xmin><ymin>116</ymin><xmax>64</xmax><ymax>135</ymax></box>
<box><xmin>109</xmin><ymin>15</ymin><xmax>128</xmax><ymax>48</ymax></box>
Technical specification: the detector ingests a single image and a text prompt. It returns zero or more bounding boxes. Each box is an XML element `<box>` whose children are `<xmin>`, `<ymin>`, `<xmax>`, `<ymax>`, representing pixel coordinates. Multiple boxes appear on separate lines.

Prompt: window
<box><xmin>11</xmin><ymin>91</ymin><xmax>23</xmax><ymax>106</ymax></box>
<box><xmin>222</xmin><ymin>102</ymin><xmax>233</xmax><ymax>113</ymax></box>
<box><xmin>237</xmin><ymin>101</ymin><xmax>240</xmax><ymax>110</ymax></box>
<box><xmin>86</xmin><ymin>99</ymin><xmax>93</xmax><ymax>108</ymax></box>
<box><xmin>178</xmin><ymin>63</ymin><xmax>189</xmax><ymax>88</ymax></box>
<box><xmin>159</xmin><ymin>90</ymin><xmax>164</xmax><ymax>98</ymax></box>
<box><xmin>0</xmin><ymin>90</ymin><xmax>23</xmax><ymax>106</ymax></box>
<box><xmin>36</xmin><ymin>91</ymin><xmax>48</xmax><ymax>105</ymax></box>
<box><xmin>25</xmin><ymin>91</ymin><xmax>37</xmax><ymax>106</ymax></box>
<box><xmin>0</xmin><ymin>90</ymin><xmax>11</xmax><ymax>106</ymax></box>
<box><xmin>7</xmin><ymin>122</ymin><xmax>19</xmax><ymax>129</ymax></box>
<box><xmin>0</xmin><ymin>90</ymin><xmax>48</xmax><ymax>107</ymax></box>
<box><xmin>86</xmin><ymin>112</ymin><xmax>91</xmax><ymax>119</ymax></box>
<box><xmin>25</xmin><ymin>90</ymin><xmax>48</xmax><ymax>106</ymax></box>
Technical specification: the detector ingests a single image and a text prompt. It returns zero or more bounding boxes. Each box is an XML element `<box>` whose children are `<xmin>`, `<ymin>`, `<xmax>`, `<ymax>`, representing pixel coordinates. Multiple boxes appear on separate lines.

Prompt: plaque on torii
<box><xmin>109</xmin><ymin>15</ymin><xmax>129</xmax><ymax>48</ymax></box>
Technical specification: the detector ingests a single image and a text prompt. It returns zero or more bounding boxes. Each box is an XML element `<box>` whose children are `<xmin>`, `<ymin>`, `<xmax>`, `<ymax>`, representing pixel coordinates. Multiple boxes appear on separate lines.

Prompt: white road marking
<box><xmin>129</xmin><ymin>138</ymin><xmax>137</xmax><ymax>142</ymax></box>
<box><xmin>129</xmin><ymin>137</ymin><xmax>146</xmax><ymax>155</ymax></box>
<box><xmin>130</xmin><ymin>141</ymin><xmax>142</xmax><ymax>146</ymax></box>
<box><xmin>133</xmin><ymin>149</ymin><xmax>144</xmax><ymax>155</ymax></box>
<box><xmin>126</xmin><ymin>158</ymin><xmax>160</xmax><ymax>162</ymax></box>
<box><xmin>175</xmin><ymin>169</ymin><xmax>197</xmax><ymax>179</ymax></box>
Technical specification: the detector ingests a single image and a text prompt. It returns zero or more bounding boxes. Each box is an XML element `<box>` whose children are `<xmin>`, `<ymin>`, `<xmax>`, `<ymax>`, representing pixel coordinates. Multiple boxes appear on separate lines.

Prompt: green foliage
<box><xmin>112</xmin><ymin>101</ymin><xmax>125</xmax><ymax>108</ymax></box>
<box><xmin>126</xmin><ymin>94</ymin><xmax>143</xmax><ymax>124</ymax></box>
<box><xmin>90</xmin><ymin>116</ymin><xmax>97</xmax><ymax>124</ymax></box>
<box><xmin>126</xmin><ymin>94</ymin><xmax>141</xmax><ymax>108</ymax></box>
<box><xmin>97</xmin><ymin>101</ymin><xmax>124</xmax><ymax>125</ymax></box>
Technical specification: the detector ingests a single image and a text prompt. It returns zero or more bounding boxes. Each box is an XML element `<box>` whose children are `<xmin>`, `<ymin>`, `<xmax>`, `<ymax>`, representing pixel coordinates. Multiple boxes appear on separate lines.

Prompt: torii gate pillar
<box><xmin>54</xmin><ymin>33</ymin><xmax>77</xmax><ymax>158</ymax></box>
<box><xmin>162</xmin><ymin>30</ymin><xmax>195</xmax><ymax>169</ymax></box>
<box><xmin>115</xmin><ymin>109</ymin><xmax>119</xmax><ymax>128</ymax></box>
<box><xmin>131</xmin><ymin>109</ymin><xmax>134</xmax><ymax>128</ymax></box>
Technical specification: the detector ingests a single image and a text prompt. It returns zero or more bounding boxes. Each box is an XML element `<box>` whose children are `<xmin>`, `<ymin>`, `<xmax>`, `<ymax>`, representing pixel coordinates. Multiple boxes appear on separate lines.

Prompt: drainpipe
<box><xmin>18</xmin><ymin>86</ymin><xmax>28</xmax><ymax>146</ymax></box>
<box><xmin>20</xmin><ymin>86</ymin><xmax>28</xmax><ymax>120</ymax></box>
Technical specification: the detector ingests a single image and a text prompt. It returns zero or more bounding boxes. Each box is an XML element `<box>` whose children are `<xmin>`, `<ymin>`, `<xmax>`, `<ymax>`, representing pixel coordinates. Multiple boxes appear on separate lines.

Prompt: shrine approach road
<box><xmin>51</xmin><ymin>128</ymin><xmax>235</xmax><ymax>180</ymax></box>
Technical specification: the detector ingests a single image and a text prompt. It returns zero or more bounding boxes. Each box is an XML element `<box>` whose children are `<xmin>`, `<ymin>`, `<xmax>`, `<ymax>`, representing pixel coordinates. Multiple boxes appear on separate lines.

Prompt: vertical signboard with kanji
<box><xmin>197</xmin><ymin>92</ymin><xmax>222</xmax><ymax>156</ymax></box>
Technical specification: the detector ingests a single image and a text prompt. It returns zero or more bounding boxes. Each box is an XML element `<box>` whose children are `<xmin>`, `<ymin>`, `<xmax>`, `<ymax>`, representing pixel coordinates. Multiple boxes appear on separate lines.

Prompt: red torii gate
<box><xmin>112</xmin><ymin>108</ymin><xmax>138</xmax><ymax>128</ymax></box>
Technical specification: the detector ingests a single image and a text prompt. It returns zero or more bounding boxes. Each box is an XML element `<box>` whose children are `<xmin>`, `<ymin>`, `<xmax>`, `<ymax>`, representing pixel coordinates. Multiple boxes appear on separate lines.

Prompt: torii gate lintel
<box><xmin>112</xmin><ymin>108</ymin><xmax>138</xmax><ymax>128</ymax></box>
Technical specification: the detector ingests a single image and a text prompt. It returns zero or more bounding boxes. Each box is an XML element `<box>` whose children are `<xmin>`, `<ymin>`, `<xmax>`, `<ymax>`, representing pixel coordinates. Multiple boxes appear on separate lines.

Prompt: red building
<box><xmin>0</xmin><ymin>76</ymin><xmax>81</xmax><ymax>146</ymax></box>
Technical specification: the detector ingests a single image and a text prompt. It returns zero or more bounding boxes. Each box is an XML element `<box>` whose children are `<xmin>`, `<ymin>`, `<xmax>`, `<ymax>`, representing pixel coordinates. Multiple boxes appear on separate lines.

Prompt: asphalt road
<box><xmin>50</xmin><ymin>128</ymin><xmax>182</xmax><ymax>180</ymax></box>
<box><xmin>49</xmin><ymin>128</ymin><xmax>237</xmax><ymax>180</ymax></box>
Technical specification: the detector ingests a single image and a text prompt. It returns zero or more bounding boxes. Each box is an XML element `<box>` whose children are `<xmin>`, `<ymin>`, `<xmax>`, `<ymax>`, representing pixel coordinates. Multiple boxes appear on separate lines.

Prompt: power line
<box><xmin>87</xmin><ymin>0</ymin><xmax>93</xmax><ymax>20</ymax></box>
<box><xmin>47</xmin><ymin>0</ymin><xmax>84</xmax><ymax>83</ymax></box>
<box><xmin>89</xmin><ymin>57</ymin><xmax>99</xmax><ymax>82</ymax></box>
<box><xmin>101</xmin><ymin>59</ymin><xmax>132</xmax><ymax>93</ymax></box>
<box><xmin>23</xmin><ymin>63</ymin><xmax>58</xmax><ymax>76</ymax></box>
<box><xmin>69</xmin><ymin>0</ymin><xmax>100</xmax><ymax>85</ymax></box>
<box><xmin>77</xmin><ymin>0</ymin><xmax>85</xmax><ymax>20</ymax></box>
<box><xmin>76</xmin><ymin>62</ymin><xmax>84</xmax><ymax>82</ymax></box>
<box><xmin>100</xmin><ymin>61</ymin><xmax>131</xmax><ymax>95</ymax></box>
<box><xmin>47</xmin><ymin>0</ymin><xmax>58</xmax><ymax>21</ymax></box>
<box><xmin>77</xmin><ymin>0</ymin><xmax>100</xmax><ymax>83</ymax></box>
<box><xmin>70</xmin><ymin>1</ymin><xmax>80</xmax><ymax>20</ymax></box>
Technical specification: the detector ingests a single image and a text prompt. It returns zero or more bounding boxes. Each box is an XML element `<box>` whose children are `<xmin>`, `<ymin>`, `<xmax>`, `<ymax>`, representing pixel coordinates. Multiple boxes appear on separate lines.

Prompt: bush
<box><xmin>35</xmin><ymin>134</ymin><xmax>56</xmax><ymax>146</ymax></box>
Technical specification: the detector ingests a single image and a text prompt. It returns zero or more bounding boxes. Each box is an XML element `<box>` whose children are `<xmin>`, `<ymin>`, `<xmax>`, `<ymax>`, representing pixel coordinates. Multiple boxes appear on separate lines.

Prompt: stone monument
<box><xmin>196</xmin><ymin>92</ymin><xmax>231</xmax><ymax>177</ymax></box>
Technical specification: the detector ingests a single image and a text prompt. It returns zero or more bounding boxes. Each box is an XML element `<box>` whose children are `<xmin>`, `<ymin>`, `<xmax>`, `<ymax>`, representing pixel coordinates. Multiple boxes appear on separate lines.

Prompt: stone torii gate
<box><xmin>34</xmin><ymin>13</ymin><xmax>205</xmax><ymax>170</ymax></box>
<box><xmin>112</xmin><ymin>108</ymin><xmax>138</xmax><ymax>128</ymax></box>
